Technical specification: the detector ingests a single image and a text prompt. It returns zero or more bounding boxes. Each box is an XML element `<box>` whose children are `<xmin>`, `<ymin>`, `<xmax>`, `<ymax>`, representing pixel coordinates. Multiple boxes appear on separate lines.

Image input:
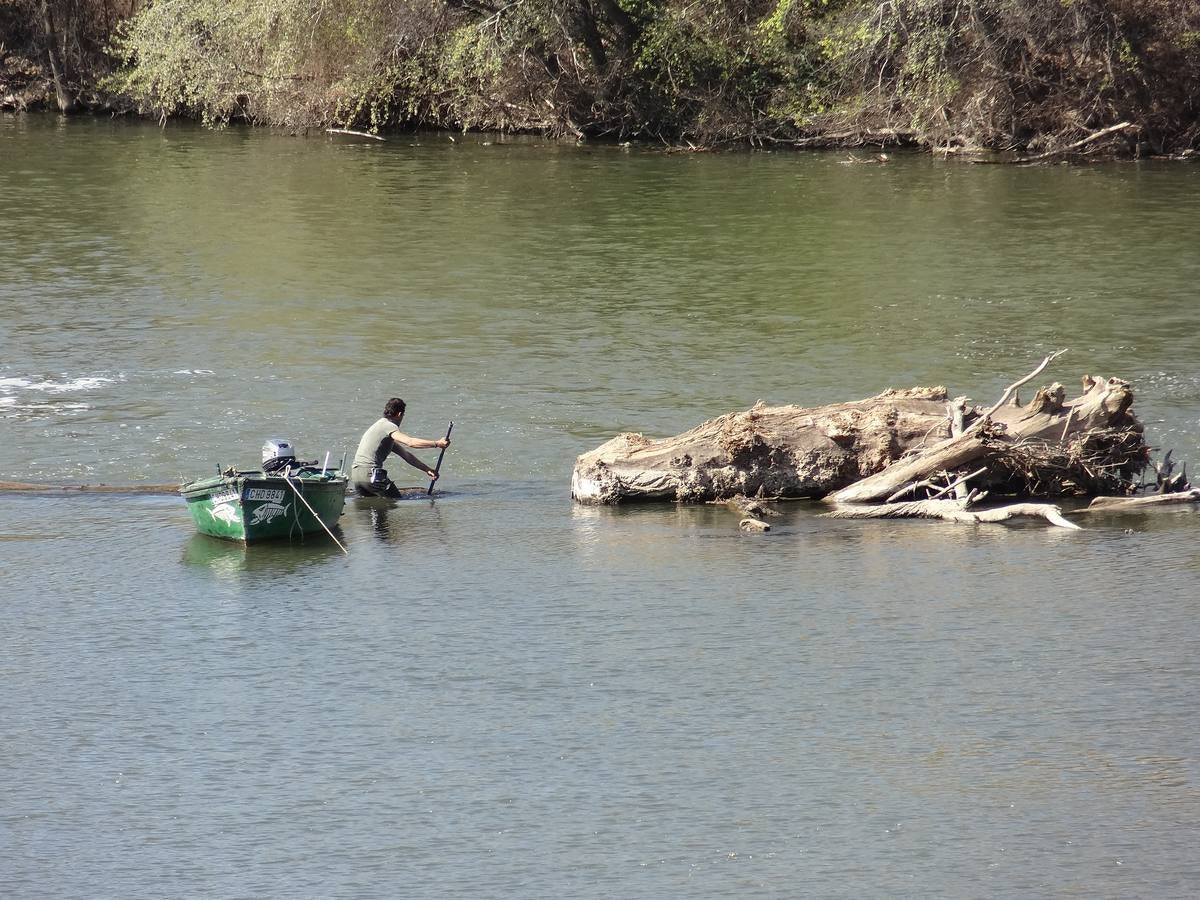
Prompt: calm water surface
<box><xmin>2</xmin><ymin>114</ymin><xmax>1199</xmax><ymax>897</ymax></box>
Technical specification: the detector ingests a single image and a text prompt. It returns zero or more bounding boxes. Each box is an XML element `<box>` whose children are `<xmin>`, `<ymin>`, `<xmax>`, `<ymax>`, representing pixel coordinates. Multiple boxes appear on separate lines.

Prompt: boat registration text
<box><xmin>246</xmin><ymin>488</ymin><xmax>286</xmax><ymax>502</ymax></box>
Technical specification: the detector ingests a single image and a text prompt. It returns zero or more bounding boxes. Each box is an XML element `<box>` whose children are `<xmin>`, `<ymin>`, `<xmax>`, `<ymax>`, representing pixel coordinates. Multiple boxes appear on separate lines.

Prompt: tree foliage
<box><xmin>1</xmin><ymin>0</ymin><xmax>136</xmax><ymax>109</ymax></box>
<box><xmin>5</xmin><ymin>0</ymin><xmax>1200</xmax><ymax>153</ymax></box>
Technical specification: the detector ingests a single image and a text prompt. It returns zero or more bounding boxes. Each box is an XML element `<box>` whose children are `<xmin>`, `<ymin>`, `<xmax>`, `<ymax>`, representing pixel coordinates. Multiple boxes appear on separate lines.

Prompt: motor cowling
<box><xmin>262</xmin><ymin>439</ymin><xmax>296</xmax><ymax>472</ymax></box>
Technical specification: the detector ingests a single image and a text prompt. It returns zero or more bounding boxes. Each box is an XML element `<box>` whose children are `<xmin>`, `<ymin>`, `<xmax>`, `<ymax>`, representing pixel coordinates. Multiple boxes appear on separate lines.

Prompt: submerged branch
<box><xmin>824</xmin><ymin>498</ymin><xmax>1081</xmax><ymax>529</ymax></box>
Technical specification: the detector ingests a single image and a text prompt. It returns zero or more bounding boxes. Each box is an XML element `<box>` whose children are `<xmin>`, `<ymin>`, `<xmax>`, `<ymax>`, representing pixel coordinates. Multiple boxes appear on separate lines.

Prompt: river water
<box><xmin>2</xmin><ymin>114</ymin><xmax>1199</xmax><ymax>897</ymax></box>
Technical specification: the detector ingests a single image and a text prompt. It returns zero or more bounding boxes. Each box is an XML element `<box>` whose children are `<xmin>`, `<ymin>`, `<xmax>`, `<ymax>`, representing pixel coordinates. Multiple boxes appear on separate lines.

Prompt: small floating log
<box><xmin>720</xmin><ymin>494</ymin><xmax>781</xmax><ymax>518</ymax></box>
<box><xmin>0</xmin><ymin>480</ymin><xmax>180</xmax><ymax>494</ymax></box>
<box><xmin>1086</xmin><ymin>489</ymin><xmax>1200</xmax><ymax>512</ymax></box>
<box><xmin>739</xmin><ymin>517</ymin><xmax>771</xmax><ymax>532</ymax></box>
<box><xmin>325</xmin><ymin>128</ymin><xmax>385</xmax><ymax>141</ymax></box>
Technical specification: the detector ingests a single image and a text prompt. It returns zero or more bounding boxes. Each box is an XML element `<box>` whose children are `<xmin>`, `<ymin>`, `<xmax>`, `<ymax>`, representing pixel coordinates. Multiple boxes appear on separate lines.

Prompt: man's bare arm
<box><xmin>392</xmin><ymin>431</ymin><xmax>450</xmax><ymax>451</ymax></box>
<box><xmin>392</xmin><ymin>445</ymin><xmax>437</xmax><ymax>478</ymax></box>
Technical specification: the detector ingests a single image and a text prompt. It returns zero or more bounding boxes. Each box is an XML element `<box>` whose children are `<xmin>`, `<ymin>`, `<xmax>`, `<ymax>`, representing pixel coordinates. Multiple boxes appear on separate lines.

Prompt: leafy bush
<box><xmin>13</xmin><ymin>0</ymin><xmax>1200</xmax><ymax>152</ymax></box>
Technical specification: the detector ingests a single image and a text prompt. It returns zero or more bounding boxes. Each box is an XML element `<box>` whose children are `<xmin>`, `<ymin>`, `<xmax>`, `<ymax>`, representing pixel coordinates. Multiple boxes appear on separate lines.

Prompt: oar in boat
<box><xmin>428</xmin><ymin>421</ymin><xmax>454</xmax><ymax>496</ymax></box>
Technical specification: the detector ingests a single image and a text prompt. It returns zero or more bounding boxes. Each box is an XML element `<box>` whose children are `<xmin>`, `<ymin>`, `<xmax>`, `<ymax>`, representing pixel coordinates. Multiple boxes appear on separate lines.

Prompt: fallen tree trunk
<box><xmin>828</xmin><ymin>369</ymin><xmax>1146</xmax><ymax>505</ymax></box>
<box><xmin>571</xmin><ymin>387</ymin><xmax>957</xmax><ymax>503</ymax></box>
<box><xmin>572</xmin><ymin>362</ymin><xmax>1149</xmax><ymax>506</ymax></box>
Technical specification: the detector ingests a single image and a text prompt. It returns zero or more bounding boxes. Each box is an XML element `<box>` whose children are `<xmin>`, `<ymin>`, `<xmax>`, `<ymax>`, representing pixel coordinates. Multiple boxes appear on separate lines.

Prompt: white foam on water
<box><xmin>0</xmin><ymin>375</ymin><xmax>115</xmax><ymax>394</ymax></box>
<box><xmin>3</xmin><ymin>401</ymin><xmax>91</xmax><ymax>411</ymax></box>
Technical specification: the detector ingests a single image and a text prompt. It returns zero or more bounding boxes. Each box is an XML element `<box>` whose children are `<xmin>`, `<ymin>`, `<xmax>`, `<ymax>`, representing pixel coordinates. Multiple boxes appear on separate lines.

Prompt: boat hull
<box><xmin>181</xmin><ymin>472</ymin><xmax>347</xmax><ymax>543</ymax></box>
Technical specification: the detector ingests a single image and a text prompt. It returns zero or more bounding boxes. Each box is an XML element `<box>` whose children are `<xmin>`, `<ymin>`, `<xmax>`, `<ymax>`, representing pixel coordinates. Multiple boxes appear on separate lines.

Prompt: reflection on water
<box><xmin>346</xmin><ymin>493</ymin><xmax>454</xmax><ymax>547</ymax></box>
<box><xmin>4</xmin><ymin>115</ymin><xmax>1200</xmax><ymax>488</ymax></box>
<box><xmin>3</xmin><ymin>114</ymin><xmax>1200</xmax><ymax>899</ymax></box>
<box><xmin>181</xmin><ymin>531</ymin><xmax>346</xmax><ymax>577</ymax></box>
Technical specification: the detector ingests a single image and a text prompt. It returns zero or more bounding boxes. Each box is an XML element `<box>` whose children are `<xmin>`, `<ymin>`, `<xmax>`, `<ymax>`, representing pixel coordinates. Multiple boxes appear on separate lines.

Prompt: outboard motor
<box><xmin>262</xmin><ymin>438</ymin><xmax>297</xmax><ymax>473</ymax></box>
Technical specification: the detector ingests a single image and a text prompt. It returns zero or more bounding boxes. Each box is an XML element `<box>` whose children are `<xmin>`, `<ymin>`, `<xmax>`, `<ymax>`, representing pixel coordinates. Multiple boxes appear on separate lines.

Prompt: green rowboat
<box><xmin>180</xmin><ymin>468</ymin><xmax>348</xmax><ymax>543</ymax></box>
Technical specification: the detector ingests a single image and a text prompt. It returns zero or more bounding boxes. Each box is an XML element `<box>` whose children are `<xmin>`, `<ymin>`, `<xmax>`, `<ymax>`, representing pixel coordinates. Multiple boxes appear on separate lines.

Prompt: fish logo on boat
<box><xmin>210</xmin><ymin>503</ymin><xmax>241</xmax><ymax>526</ymax></box>
<box><xmin>249</xmin><ymin>500</ymin><xmax>291</xmax><ymax>525</ymax></box>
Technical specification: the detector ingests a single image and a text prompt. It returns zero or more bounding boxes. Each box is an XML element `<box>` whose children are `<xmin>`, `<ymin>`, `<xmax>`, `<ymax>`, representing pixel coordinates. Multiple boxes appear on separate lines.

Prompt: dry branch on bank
<box><xmin>973</xmin><ymin>122</ymin><xmax>1139</xmax><ymax>165</ymax></box>
<box><xmin>1012</xmin><ymin>123</ymin><xmax>1137</xmax><ymax>164</ymax></box>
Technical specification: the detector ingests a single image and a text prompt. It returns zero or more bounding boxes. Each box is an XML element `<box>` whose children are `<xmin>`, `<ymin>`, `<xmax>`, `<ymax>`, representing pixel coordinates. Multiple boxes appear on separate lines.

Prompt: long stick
<box><xmin>325</xmin><ymin>127</ymin><xmax>385</xmax><ymax>141</ymax></box>
<box><xmin>283</xmin><ymin>473</ymin><xmax>349</xmax><ymax>554</ymax></box>
<box><xmin>0</xmin><ymin>480</ymin><xmax>180</xmax><ymax>494</ymax></box>
<box><xmin>1013</xmin><ymin>121</ymin><xmax>1134</xmax><ymax>165</ymax></box>
<box><xmin>428</xmin><ymin>421</ymin><xmax>454</xmax><ymax>496</ymax></box>
<box><xmin>976</xmin><ymin>349</ymin><xmax>1067</xmax><ymax>423</ymax></box>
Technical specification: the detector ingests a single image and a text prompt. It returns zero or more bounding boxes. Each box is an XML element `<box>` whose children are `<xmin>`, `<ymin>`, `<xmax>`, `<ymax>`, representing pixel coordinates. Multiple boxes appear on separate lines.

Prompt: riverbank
<box><xmin>7</xmin><ymin>0</ymin><xmax>1200</xmax><ymax>158</ymax></box>
<box><xmin>0</xmin><ymin>49</ymin><xmax>48</xmax><ymax>112</ymax></box>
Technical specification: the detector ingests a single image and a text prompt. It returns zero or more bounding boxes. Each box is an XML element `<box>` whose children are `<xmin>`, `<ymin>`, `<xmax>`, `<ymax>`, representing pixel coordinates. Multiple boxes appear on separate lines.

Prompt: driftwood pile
<box><xmin>572</xmin><ymin>353</ymin><xmax>1197</xmax><ymax>529</ymax></box>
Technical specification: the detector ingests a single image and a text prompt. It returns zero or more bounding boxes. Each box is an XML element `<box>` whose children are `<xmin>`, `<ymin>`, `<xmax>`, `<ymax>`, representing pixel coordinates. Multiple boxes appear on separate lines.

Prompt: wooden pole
<box><xmin>428</xmin><ymin>421</ymin><xmax>454</xmax><ymax>496</ymax></box>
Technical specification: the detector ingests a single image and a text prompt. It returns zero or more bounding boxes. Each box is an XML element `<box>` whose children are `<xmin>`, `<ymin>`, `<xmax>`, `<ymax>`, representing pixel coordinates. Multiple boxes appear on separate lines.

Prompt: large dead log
<box><xmin>571</xmin><ymin>387</ymin><xmax>956</xmax><ymax>504</ymax></box>
<box><xmin>828</xmin><ymin>370</ymin><xmax>1145</xmax><ymax>504</ymax></box>
<box><xmin>572</xmin><ymin>359</ymin><xmax>1149</xmax><ymax>506</ymax></box>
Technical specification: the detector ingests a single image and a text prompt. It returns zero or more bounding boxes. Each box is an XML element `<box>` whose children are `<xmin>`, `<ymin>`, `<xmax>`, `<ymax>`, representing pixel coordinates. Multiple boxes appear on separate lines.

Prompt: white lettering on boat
<box><xmin>249</xmin><ymin>501</ymin><xmax>291</xmax><ymax>525</ymax></box>
<box><xmin>246</xmin><ymin>488</ymin><xmax>286</xmax><ymax>502</ymax></box>
<box><xmin>210</xmin><ymin>490</ymin><xmax>238</xmax><ymax>505</ymax></box>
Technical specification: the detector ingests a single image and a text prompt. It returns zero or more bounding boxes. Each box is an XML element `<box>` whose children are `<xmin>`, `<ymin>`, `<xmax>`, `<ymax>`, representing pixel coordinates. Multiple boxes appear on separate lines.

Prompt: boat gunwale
<box><xmin>180</xmin><ymin>469</ymin><xmax>349</xmax><ymax>501</ymax></box>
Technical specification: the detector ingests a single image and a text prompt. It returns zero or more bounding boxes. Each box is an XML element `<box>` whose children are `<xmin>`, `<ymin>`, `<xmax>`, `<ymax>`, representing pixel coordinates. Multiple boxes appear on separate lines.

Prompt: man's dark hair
<box><xmin>384</xmin><ymin>397</ymin><xmax>406</xmax><ymax>420</ymax></box>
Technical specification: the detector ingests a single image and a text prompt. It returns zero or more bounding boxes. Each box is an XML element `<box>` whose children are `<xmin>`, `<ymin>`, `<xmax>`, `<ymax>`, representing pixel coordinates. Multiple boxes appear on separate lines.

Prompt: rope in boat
<box><xmin>282</xmin><ymin>471</ymin><xmax>349</xmax><ymax>555</ymax></box>
<box><xmin>288</xmin><ymin>482</ymin><xmax>304</xmax><ymax>542</ymax></box>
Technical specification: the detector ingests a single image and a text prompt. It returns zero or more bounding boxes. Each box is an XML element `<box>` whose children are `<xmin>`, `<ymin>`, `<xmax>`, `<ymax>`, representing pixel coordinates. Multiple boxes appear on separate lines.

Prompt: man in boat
<box><xmin>352</xmin><ymin>397</ymin><xmax>451</xmax><ymax>498</ymax></box>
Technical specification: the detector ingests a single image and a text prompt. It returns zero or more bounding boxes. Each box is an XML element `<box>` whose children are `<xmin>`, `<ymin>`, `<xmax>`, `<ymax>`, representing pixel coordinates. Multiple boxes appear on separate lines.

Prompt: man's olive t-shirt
<box><xmin>352</xmin><ymin>418</ymin><xmax>397</xmax><ymax>479</ymax></box>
